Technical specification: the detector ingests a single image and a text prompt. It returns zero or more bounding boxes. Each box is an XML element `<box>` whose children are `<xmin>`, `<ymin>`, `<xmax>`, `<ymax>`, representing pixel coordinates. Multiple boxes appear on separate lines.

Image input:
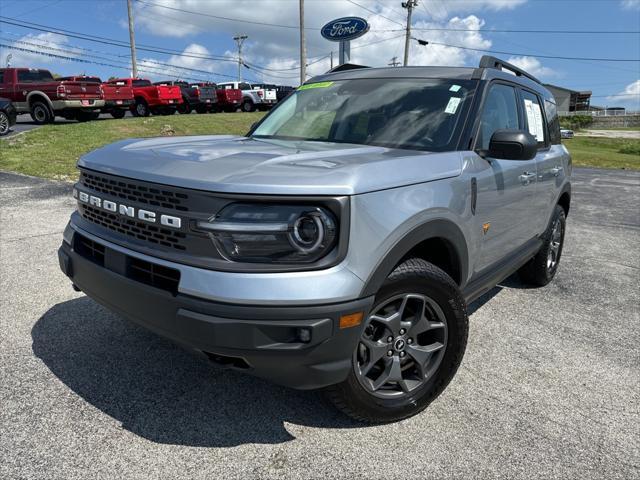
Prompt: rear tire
<box><xmin>177</xmin><ymin>99</ymin><xmax>192</xmax><ymax>114</ymax></box>
<box><xmin>519</xmin><ymin>205</ymin><xmax>566</xmax><ymax>286</ymax></box>
<box><xmin>326</xmin><ymin>258</ymin><xmax>468</xmax><ymax>423</ymax></box>
<box><xmin>110</xmin><ymin>109</ymin><xmax>126</xmax><ymax>119</ymax></box>
<box><xmin>30</xmin><ymin>101</ymin><xmax>53</xmax><ymax>125</ymax></box>
<box><xmin>241</xmin><ymin>99</ymin><xmax>255</xmax><ymax>112</ymax></box>
<box><xmin>0</xmin><ymin>111</ymin><xmax>11</xmax><ymax>136</ymax></box>
<box><xmin>132</xmin><ymin>99</ymin><xmax>149</xmax><ymax>117</ymax></box>
<box><xmin>195</xmin><ymin>105</ymin><xmax>208</xmax><ymax>114</ymax></box>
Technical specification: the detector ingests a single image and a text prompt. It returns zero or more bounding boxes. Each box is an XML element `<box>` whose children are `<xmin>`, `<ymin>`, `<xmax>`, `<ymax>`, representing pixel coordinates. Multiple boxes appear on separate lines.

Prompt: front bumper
<box><xmin>58</xmin><ymin>226</ymin><xmax>373</xmax><ymax>390</ymax></box>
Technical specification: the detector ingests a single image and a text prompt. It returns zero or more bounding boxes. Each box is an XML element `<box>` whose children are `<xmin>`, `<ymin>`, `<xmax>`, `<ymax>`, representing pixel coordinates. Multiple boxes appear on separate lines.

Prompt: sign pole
<box><xmin>338</xmin><ymin>41</ymin><xmax>350</xmax><ymax>65</ymax></box>
<box><xmin>321</xmin><ymin>17</ymin><xmax>369</xmax><ymax>68</ymax></box>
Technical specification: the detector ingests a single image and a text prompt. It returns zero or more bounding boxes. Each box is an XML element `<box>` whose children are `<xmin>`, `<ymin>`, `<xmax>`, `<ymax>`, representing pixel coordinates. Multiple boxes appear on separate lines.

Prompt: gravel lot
<box><xmin>1</xmin><ymin>168</ymin><xmax>638</xmax><ymax>479</ymax></box>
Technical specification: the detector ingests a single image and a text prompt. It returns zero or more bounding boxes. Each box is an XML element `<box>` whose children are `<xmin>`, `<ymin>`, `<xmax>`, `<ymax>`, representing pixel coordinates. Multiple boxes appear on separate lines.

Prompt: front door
<box><xmin>472</xmin><ymin>82</ymin><xmax>539</xmax><ymax>273</ymax></box>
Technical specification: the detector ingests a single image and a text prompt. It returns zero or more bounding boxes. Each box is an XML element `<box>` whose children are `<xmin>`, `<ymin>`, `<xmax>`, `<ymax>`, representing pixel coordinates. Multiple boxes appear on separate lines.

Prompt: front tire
<box><xmin>326</xmin><ymin>258</ymin><xmax>468</xmax><ymax>423</ymax></box>
<box><xmin>30</xmin><ymin>101</ymin><xmax>53</xmax><ymax>125</ymax></box>
<box><xmin>519</xmin><ymin>205</ymin><xmax>566</xmax><ymax>286</ymax></box>
<box><xmin>110</xmin><ymin>109</ymin><xmax>126</xmax><ymax>119</ymax></box>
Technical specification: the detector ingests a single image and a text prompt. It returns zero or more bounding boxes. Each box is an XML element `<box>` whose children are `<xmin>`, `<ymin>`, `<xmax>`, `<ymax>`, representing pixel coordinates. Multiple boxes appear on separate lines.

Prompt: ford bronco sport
<box><xmin>59</xmin><ymin>57</ymin><xmax>571</xmax><ymax>423</ymax></box>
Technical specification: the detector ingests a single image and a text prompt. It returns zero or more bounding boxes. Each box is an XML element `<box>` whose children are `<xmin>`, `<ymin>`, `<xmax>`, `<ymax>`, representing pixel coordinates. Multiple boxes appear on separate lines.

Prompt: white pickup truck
<box><xmin>217</xmin><ymin>81</ymin><xmax>277</xmax><ymax>112</ymax></box>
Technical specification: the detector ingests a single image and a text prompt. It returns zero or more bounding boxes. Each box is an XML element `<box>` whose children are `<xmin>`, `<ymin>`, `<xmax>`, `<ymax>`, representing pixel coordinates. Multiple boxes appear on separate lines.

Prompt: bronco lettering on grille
<box><xmin>74</xmin><ymin>188</ymin><xmax>182</xmax><ymax>229</ymax></box>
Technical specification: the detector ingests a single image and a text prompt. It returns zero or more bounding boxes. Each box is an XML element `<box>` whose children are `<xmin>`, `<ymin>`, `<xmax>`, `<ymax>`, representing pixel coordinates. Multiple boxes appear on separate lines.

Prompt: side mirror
<box><xmin>487</xmin><ymin>130</ymin><xmax>538</xmax><ymax>161</ymax></box>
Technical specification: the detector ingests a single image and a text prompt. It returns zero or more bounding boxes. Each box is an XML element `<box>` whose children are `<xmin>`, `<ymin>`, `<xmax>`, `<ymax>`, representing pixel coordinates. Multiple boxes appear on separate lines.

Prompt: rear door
<box><xmin>472</xmin><ymin>82</ymin><xmax>539</xmax><ymax>272</ymax></box>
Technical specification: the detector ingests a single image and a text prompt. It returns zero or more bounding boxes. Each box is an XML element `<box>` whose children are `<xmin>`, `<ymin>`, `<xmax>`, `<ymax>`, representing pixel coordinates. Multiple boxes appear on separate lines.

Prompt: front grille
<box><xmin>81</xmin><ymin>204</ymin><xmax>187</xmax><ymax>251</ymax></box>
<box><xmin>80</xmin><ymin>171</ymin><xmax>189</xmax><ymax>212</ymax></box>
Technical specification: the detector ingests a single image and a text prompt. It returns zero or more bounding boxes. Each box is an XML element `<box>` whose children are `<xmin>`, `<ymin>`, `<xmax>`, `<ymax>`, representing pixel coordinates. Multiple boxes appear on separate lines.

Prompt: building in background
<box><xmin>544</xmin><ymin>84</ymin><xmax>592</xmax><ymax>113</ymax></box>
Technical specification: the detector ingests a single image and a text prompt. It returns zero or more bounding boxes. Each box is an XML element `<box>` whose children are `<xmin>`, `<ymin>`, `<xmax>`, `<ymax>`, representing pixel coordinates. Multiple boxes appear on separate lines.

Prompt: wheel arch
<box><xmin>26</xmin><ymin>91</ymin><xmax>54</xmax><ymax>111</ymax></box>
<box><xmin>558</xmin><ymin>182</ymin><xmax>571</xmax><ymax>216</ymax></box>
<box><xmin>360</xmin><ymin>219</ymin><xmax>469</xmax><ymax>298</ymax></box>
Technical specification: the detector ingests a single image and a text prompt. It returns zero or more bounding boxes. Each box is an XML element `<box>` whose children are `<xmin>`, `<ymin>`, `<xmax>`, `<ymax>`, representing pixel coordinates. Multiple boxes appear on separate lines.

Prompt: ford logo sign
<box><xmin>321</xmin><ymin>17</ymin><xmax>370</xmax><ymax>42</ymax></box>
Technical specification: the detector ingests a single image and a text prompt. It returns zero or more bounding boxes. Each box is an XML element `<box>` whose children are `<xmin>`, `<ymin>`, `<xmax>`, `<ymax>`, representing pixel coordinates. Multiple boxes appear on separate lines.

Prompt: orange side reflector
<box><xmin>340</xmin><ymin>312</ymin><xmax>364</xmax><ymax>329</ymax></box>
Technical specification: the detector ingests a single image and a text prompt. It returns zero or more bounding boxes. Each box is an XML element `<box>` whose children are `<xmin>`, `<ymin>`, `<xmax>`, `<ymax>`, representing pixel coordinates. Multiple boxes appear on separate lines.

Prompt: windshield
<box><xmin>252</xmin><ymin>78</ymin><xmax>476</xmax><ymax>151</ymax></box>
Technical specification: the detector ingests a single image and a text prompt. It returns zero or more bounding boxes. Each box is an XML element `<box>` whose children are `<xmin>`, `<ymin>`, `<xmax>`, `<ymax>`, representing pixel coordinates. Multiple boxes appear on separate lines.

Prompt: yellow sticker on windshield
<box><xmin>298</xmin><ymin>81</ymin><xmax>334</xmax><ymax>91</ymax></box>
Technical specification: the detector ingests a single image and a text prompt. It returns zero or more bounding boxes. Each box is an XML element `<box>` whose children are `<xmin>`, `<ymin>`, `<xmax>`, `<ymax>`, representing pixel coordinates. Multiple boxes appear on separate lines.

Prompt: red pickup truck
<box><xmin>0</xmin><ymin>68</ymin><xmax>104</xmax><ymax>124</ymax></box>
<box><xmin>190</xmin><ymin>82</ymin><xmax>242</xmax><ymax>112</ymax></box>
<box><xmin>109</xmin><ymin>78</ymin><xmax>182</xmax><ymax>117</ymax></box>
<box><xmin>59</xmin><ymin>76</ymin><xmax>134</xmax><ymax>119</ymax></box>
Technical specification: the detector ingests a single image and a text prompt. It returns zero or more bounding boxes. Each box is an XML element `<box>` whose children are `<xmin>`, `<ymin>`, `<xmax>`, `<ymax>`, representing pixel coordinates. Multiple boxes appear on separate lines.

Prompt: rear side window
<box><xmin>521</xmin><ymin>90</ymin><xmax>547</xmax><ymax>148</ymax></box>
<box><xmin>17</xmin><ymin>69</ymin><xmax>54</xmax><ymax>82</ymax></box>
<box><xmin>544</xmin><ymin>99</ymin><xmax>561</xmax><ymax>145</ymax></box>
<box><xmin>479</xmin><ymin>84</ymin><xmax>520</xmax><ymax>150</ymax></box>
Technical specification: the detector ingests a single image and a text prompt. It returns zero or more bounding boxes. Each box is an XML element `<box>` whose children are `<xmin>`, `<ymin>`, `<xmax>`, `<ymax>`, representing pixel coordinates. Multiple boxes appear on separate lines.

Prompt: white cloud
<box><xmin>606</xmin><ymin>80</ymin><xmax>640</xmax><ymax>109</ymax></box>
<box><xmin>0</xmin><ymin>33</ymin><xmax>81</xmax><ymax>71</ymax></box>
<box><xmin>507</xmin><ymin>56</ymin><xmax>558</xmax><ymax>79</ymax></box>
<box><xmin>621</xmin><ymin>0</ymin><xmax>640</xmax><ymax>9</ymax></box>
<box><xmin>132</xmin><ymin>0</ymin><xmax>507</xmax><ymax>85</ymax></box>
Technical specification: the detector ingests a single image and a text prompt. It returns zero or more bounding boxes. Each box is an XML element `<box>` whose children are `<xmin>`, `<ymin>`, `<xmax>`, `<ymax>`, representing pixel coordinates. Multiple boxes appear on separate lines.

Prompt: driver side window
<box><xmin>480</xmin><ymin>84</ymin><xmax>520</xmax><ymax>150</ymax></box>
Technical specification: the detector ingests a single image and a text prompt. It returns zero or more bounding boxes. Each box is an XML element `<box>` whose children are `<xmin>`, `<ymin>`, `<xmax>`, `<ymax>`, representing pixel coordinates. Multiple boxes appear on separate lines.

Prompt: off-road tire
<box><xmin>110</xmin><ymin>109</ymin><xmax>126</xmax><ymax>119</ymax></box>
<box><xmin>30</xmin><ymin>101</ymin><xmax>53</xmax><ymax>125</ymax></box>
<box><xmin>326</xmin><ymin>258</ymin><xmax>468</xmax><ymax>423</ymax></box>
<box><xmin>195</xmin><ymin>105</ymin><xmax>208</xmax><ymax>114</ymax></box>
<box><xmin>519</xmin><ymin>205</ymin><xmax>566</xmax><ymax>286</ymax></box>
<box><xmin>132</xmin><ymin>99</ymin><xmax>150</xmax><ymax>117</ymax></box>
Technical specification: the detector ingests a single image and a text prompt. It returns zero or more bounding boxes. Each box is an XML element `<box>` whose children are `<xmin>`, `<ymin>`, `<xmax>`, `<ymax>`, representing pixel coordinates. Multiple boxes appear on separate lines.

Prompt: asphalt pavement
<box><xmin>0</xmin><ymin>168</ymin><xmax>638</xmax><ymax>479</ymax></box>
<box><xmin>4</xmin><ymin>112</ymin><xmax>136</xmax><ymax>138</ymax></box>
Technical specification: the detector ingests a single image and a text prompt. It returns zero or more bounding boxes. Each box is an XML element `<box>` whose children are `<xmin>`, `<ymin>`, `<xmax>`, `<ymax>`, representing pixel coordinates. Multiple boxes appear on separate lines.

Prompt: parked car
<box><xmin>59</xmin><ymin>56</ymin><xmax>571</xmax><ymax>423</ymax></box>
<box><xmin>217</xmin><ymin>81</ymin><xmax>276</xmax><ymax>112</ymax></box>
<box><xmin>253</xmin><ymin>83</ymin><xmax>294</xmax><ymax>103</ymax></box>
<box><xmin>59</xmin><ymin>76</ymin><xmax>134</xmax><ymax>119</ymax></box>
<box><xmin>153</xmin><ymin>80</ymin><xmax>218</xmax><ymax>114</ymax></box>
<box><xmin>0</xmin><ymin>67</ymin><xmax>104</xmax><ymax>124</ymax></box>
<box><xmin>108</xmin><ymin>78</ymin><xmax>182</xmax><ymax>117</ymax></box>
<box><xmin>0</xmin><ymin>97</ymin><xmax>17</xmax><ymax>136</ymax></box>
<box><xmin>560</xmin><ymin>128</ymin><xmax>574</xmax><ymax>139</ymax></box>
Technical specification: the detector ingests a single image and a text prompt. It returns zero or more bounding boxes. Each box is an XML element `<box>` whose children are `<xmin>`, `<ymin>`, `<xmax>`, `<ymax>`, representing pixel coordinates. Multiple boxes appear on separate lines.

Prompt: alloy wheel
<box><xmin>547</xmin><ymin>218</ymin><xmax>563</xmax><ymax>271</ymax></box>
<box><xmin>354</xmin><ymin>293</ymin><xmax>448</xmax><ymax>398</ymax></box>
<box><xmin>0</xmin><ymin>112</ymin><xmax>8</xmax><ymax>135</ymax></box>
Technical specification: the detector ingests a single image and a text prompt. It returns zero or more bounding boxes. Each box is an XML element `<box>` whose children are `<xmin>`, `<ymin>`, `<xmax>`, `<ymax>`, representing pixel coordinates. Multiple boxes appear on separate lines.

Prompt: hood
<box><xmin>78</xmin><ymin>135</ymin><xmax>463</xmax><ymax>195</ymax></box>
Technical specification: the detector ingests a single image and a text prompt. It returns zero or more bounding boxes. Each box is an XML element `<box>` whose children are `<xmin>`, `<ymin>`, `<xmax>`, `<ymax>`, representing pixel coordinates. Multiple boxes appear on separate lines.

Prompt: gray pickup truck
<box><xmin>59</xmin><ymin>56</ymin><xmax>571</xmax><ymax>423</ymax></box>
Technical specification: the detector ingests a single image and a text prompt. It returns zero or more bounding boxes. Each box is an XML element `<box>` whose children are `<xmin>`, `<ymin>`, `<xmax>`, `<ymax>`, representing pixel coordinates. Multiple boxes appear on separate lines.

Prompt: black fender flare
<box><xmin>360</xmin><ymin>219</ymin><xmax>470</xmax><ymax>298</ymax></box>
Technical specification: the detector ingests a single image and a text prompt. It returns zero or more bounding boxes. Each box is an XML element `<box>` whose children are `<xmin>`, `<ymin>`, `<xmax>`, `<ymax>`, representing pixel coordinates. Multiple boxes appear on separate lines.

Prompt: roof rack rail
<box><xmin>478</xmin><ymin>55</ymin><xmax>541</xmax><ymax>85</ymax></box>
<box><xmin>327</xmin><ymin>63</ymin><xmax>370</xmax><ymax>73</ymax></box>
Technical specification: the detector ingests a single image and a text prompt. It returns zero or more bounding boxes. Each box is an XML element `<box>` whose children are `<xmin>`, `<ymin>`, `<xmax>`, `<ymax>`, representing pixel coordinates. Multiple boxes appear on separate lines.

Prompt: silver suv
<box><xmin>59</xmin><ymin>56</ymin><xmax>571</xmax><ymax>423</ymax></box>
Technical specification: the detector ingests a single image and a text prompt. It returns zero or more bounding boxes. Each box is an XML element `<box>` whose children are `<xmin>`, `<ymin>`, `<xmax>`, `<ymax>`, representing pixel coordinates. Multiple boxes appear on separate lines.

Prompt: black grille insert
<box><xmin>74</xmin><ymin>234</ymin><xmax>105</xmax><ymax>266</ymax></box>
<box><xmin>80</xmin><ymin>204</ymin><xmax>187</xmax><ymax>251</ymax></box>
<box><xmin>128</xmin><ymin>257</ymin><xmax>180</xmax><ymax>295</ymax></box>
<box><xmin>80</xmin><ymin>171</ymin><xmax>190</xmax><ymax>212</ymax></box>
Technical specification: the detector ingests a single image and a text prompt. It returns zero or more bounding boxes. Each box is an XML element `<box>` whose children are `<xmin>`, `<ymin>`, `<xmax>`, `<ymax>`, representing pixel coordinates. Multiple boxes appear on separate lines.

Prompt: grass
<box><xmin>563</xmin><ymin>136</ymin><xmax>640</xmax><ymax>170</ymax></box>
<box><xmin>0</xmin><ymin>112</ymin><xmax>264</xmax><ymax>181</ymax></box>
<box><xmin>1</xmin><ymin>112</ymin><xmax>638</xmax><ymax>179</ymax></box>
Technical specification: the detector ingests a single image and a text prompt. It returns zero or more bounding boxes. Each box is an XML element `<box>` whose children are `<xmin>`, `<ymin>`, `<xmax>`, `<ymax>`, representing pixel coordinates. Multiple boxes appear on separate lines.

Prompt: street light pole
<box><xmin>126</xmin><ymin>0</ymin><xmax>138</xmax><ymax>77</ymax></box>
<box><xmin>299</xmin><ymin>0</ymin><xmax>306</xmax><ymax>84</ymax></box>
<box><xmin>233</xmin><ymin>35</ymin><xmax>248</xmax><ymax>82</ymax></box>
<box><xmin>402</xmin><ymin>0</ymin><xmax>418</xmax><ymax>66</ymax></box>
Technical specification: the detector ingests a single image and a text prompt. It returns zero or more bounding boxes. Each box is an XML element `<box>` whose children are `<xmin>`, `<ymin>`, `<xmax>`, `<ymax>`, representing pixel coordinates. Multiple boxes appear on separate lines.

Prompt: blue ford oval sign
<box><xmin>321</xmin><ymin>17</ymin><xmax>370</xmax><ymax>42</ymax></box>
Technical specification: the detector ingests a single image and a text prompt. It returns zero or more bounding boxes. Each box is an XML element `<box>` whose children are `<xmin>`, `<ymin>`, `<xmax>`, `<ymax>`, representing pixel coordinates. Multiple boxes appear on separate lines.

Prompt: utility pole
<box><xmin>388</xmin><ymin>56</ymin><xmax>400</xmax><ymax>67</ymax></box>
<box><xmin>402</xmin><ymin>0</ymin><xmax>418</xmax><ymax>66</ymax></box>
<box><xmin>126</xmin><ymin>0</ymin><xmax>138</xmax><ymax>77</ymax></box>
<box><xmin>299</xmin><ymin>0</ymin><xmax>306</xmax><ymax>84</ymax></box>
<box><xmin>233</xmin><ymin>35</ymin><xmax>248</xmax><ymax>82</ymax></box>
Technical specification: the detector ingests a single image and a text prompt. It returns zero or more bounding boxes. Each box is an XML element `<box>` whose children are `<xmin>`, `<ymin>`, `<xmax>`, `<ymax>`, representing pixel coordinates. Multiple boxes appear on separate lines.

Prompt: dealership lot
<box><xmin>0</xmin><ymin>168</ymin><xmax>638</xmax><ymax>479</ymax></box>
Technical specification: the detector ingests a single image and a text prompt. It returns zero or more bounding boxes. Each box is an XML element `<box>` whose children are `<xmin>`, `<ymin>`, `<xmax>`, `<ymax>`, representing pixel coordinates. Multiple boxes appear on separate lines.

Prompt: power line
<box><xmin>385</xmin><ymin>27</ymin><xmax>640</xmax><ymax>34</ymax></box>
<box><xmin>414</xmin><ymin>38</ymin><xmax>640</xmax><ymax>62</ymax></box>
<box><xmin>345</xmin><ymin>0</ymin><xmax>405</xmax><ymax>27</ymax></box>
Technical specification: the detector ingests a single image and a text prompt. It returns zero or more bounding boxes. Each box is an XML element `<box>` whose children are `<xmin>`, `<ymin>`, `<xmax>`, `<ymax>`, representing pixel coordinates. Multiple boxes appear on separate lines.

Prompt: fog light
<box><xmin>297</xmin><ymin>327</ymin><xmax>311</xmax><ymax>343</ymax></box>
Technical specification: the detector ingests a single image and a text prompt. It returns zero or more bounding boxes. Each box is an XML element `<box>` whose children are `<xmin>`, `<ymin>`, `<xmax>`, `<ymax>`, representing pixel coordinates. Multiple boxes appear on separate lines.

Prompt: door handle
<box><xmin>519</xmin><ymin>172</ymin><xmax>536</xmax><ymax>185</ymax></box>
<box><xmin>550</xmin><ymin>166</ymin><xmax>564</xmax><ymax>177</ymax></box>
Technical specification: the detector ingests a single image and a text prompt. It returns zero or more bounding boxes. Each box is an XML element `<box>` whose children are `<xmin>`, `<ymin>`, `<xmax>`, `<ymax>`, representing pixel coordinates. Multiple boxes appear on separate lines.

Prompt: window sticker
<box><xmin>449</xmin><ymin>84</ymin><xmax>462</xmax><ymax>92</ymax></box>
<box><xmin>298</xmin><ymin>81</ymin><xmax>334</xmax><ymax>91</ymax></box>
<box><xmin>524</xmin><ymin>99</ymin><xmax>545</xmax><ymax>142</ymax></box>
<box><xmin>444</xmin><ymin>97</ymin><xmax>462</xmax><ymax>114</ymax></box>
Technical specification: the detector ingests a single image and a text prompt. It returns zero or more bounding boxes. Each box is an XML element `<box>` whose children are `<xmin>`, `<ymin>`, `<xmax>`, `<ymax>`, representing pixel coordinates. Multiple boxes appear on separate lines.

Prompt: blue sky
<box><xmin>1</xmin><ymin>0</ymin><xmax>639</xmax><ymax>108</ymax></box>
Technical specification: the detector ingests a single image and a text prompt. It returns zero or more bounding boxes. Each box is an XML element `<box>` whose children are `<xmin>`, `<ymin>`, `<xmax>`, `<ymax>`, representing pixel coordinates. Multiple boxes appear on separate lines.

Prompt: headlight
<box><xmin>196</xmin><ymin>204</ymin><xmax>338</xmax><ymax>264</ymax></box>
